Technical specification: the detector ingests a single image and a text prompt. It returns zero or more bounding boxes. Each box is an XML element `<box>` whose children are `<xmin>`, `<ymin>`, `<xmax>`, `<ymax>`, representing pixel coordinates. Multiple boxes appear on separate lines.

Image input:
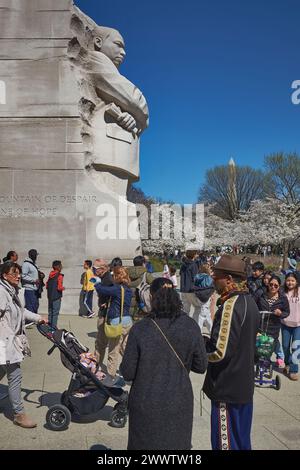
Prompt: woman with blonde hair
<box><xmin>91</xmin><ymin>266</ymin><xmax>133</xmax><ymax>377</ymax></box>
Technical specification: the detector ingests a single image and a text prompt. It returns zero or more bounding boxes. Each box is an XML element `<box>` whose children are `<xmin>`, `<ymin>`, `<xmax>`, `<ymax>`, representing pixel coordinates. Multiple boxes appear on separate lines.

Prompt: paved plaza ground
<box><xmin>0</xmin><ymin>315</ymin><xmax>300</xmax><ymax>450</ymax></box>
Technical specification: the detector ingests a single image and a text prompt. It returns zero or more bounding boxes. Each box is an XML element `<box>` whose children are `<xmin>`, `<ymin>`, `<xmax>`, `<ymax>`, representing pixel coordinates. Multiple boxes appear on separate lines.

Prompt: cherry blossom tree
<box><xmin>239</xmin><ymin>198</ymin><xmax>300</xmax><ymax>267</ymax></box>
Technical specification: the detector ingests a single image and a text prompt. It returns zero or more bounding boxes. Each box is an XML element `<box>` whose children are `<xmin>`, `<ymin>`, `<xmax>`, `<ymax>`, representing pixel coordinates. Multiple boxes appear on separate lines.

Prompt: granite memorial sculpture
<box><xmin>0</xmin><ymin>0</ymin><xmax>149</xmax><ymax>313</ymax></box>
<box><xmin>68</xmin><ymin>9</ymin><xmax>149</xmax><ymax>192</ymax></box>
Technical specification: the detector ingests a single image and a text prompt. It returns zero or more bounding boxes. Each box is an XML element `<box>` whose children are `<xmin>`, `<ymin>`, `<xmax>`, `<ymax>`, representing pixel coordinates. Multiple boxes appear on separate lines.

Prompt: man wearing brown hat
<box><xmin>203</xmin><ymin>255</ymin><xmax>260</xmax><ymax>450</ymax></box>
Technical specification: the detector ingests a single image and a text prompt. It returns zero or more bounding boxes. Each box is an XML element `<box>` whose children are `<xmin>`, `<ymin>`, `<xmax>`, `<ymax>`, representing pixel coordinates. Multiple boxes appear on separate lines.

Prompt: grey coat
<box><xmin>120</xmin><ymin>313</ymin><xmax>208</xmax><ymax>450</ymax></box>
<box><xmin>21</xmin><ymin>258</ymin><xmax>39</xmax><ymax>291</ymax></box>
<box><xmin>0</xmin><ymin>280</ymin><xmax>41</xmax><ymax>365</ymax></box>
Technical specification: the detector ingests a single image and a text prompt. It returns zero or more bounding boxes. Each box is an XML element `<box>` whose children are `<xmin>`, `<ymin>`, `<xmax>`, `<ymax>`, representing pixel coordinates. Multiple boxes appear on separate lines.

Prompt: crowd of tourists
<box><xmin>0</xmin><ymin>247</ymin><xmax>300</xmax><ymax>451</ymax></box>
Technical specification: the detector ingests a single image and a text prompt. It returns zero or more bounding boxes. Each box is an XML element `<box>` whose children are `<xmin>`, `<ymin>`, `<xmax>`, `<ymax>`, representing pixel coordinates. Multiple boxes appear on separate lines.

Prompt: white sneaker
<box><xmin>87</xmin><ymin>312</ymin><xmax>96</xmax><ymax>318</ymax></box>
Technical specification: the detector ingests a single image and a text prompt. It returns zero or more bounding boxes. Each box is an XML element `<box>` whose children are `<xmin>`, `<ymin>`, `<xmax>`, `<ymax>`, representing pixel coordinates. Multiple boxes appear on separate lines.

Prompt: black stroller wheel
<box><xmin>46</xmin><ymin>404</ymin><xmax>71</xmax><ymax>431</ymax></box>
<box><xmin>274</xmin><ymin>375</ymin><xmax>281</xmax><ymax>391</ymax></box>
<box><xmin>109</xmin><ymin>409</ymin><xmax>127</xmax><ymax>428</ymax></box>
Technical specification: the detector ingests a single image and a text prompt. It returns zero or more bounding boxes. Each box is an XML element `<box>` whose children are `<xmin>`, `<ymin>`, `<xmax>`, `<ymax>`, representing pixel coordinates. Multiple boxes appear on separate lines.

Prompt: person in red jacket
<box><xmin>46</xmin><ymin>261</ymin><xmax>65</xmax><ymax>328</ymax></box>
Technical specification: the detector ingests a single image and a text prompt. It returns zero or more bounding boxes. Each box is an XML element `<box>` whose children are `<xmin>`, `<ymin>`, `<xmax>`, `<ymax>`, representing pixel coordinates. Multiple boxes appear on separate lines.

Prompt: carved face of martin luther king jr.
<box><xmin>93</xmin><ymin>27</ymin><xmax>126</xmax><ymax>68</ymax></box>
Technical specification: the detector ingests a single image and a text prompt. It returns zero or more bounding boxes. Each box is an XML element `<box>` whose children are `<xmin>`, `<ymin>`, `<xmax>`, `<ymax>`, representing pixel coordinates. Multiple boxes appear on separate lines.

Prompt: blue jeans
<box><xmin>83</xmin><ymin>290</ymin><xmax>94</xmax><ymax>315</ymax></box>
<box><xmin>48</xmin><ymin>298</ymin><xmax>61</xmax><ymax>328</ymax></box>
<box><xmin>274</xmin><ymin>338</ymin><xmax>284</xmax><ymax>360</ymax></box>
<box><xmin>24</xmin><ymin>289</ymin><xmax>39</xmax><ymax>313</ymax></box>
<box><xmin>281</xmin><ymin>325</ymin><xmax>300</xmax><ymax>373</ymax></box>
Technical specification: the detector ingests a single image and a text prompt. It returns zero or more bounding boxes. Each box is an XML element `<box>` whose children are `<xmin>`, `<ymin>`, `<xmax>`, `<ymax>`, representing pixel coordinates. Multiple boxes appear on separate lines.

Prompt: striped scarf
<box><xmin>217</xmin><ymin>281</ymin><xmax>248</xmax><ymax>306</ymax></box>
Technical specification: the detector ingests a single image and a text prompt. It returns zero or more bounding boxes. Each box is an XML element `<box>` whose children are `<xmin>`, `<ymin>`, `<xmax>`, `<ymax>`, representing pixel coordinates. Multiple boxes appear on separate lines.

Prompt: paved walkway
<box><xmin>0</xmin><ymin>315</ymin><xmax>299</xmax><ymax>450</ymax></box>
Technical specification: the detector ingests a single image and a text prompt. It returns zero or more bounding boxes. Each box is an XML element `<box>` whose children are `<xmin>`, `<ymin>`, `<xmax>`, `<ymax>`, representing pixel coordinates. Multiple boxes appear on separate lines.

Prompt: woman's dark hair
<box><xmin>262</xmin><ymin>270</ymin><xmax>273</xmax><ymax>285</ymax></box>
<box><xmin>284</xmin><ymin>272</ymin><xmax>299</xmax><ymax>297</ymax></box>
<box><xmin>267</xmin><ymin>274</ymin><xmax>282</xmax><ymax>290</ymax></box>
<box><xmin>1</xmin><ymin>261</ymin><xmax>22</xmax><ymax>278</ymax></box>
<box><xmin>84</xmin><ymin>260</ymin><xmax>93</xmax><ymax>268</ymax></box>
<box><xmin>110</xmin><ymin>257</ymin><xmax>123</xmax><ymax>268</ymax></box>
<box><xmin>264</xmin><ymin>270</ymin><xmax>273</xmax><ymax>277</ymax></box>
<box><xmin>133</xmin><ymin>255</ymin><xmax>145</xmax><ymax>267</ymax></box>
<box><xmin>3</xmin><ymin>251</ymin><xmax>17</xmax><ymax>263</ymax></box>
<box><xmin>150</xmin><ymin>278</ymin><xmax>182</xmax><ymax>319</ymax></box>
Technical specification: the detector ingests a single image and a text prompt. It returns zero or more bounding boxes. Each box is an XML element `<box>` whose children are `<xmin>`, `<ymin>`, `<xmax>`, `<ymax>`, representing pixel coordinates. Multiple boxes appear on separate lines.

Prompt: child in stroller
<box><xmin>255</xmin><ymin>311</ymin><xmax>281</xmax><ymax>390</ymax></box>
<box><xmin>37</xmin><ymin>323</ymin><xmax>128</xmax><ymax>431</ymax></box>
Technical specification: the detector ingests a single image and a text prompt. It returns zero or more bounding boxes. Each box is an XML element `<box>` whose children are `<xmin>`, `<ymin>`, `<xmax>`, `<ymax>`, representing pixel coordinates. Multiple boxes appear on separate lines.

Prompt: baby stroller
<box><xmin>255</xmin><ymin>311</ymin><xmax>281</xmax><ymax>390</ymax></box>
<box><xmin>37</xmin><ymin>324</ymin><xmax>128</xmax><ymax>431</ymax></box>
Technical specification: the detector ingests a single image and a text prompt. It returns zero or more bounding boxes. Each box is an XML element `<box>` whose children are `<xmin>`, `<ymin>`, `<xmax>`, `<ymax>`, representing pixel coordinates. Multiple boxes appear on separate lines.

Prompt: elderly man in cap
<box><xmin>203</xmin><ymin>255</ymin><xmax>260</xmax><ymax>450</ymax></box>
<box><xmin>93</xmin><ymin>259</ymin><xmax>114</xmax><ymax>364</ymax></box>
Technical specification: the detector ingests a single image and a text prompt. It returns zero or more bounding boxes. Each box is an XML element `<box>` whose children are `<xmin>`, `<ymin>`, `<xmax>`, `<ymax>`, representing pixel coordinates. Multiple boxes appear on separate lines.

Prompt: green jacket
<box><xmin>127</xmin><ymin>266</ymin><xmax>154</xmax><ymax>315</ymax></box>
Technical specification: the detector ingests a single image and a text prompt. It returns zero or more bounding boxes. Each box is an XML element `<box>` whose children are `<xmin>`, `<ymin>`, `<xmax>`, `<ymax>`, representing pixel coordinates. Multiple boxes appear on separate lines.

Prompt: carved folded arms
<box><xmin>69</xmin><ymin>44</ymin><xmax>149</xmax><ymax>134</ymax></box>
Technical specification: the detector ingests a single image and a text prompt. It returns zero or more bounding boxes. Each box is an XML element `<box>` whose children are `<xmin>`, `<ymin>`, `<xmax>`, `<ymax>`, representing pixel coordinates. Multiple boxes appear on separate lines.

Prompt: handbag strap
<box><xmin>105</xmin><ymin>285</ymin><xmax>124</xmax><ymax>325</ymax></box>
<box><xmin>151</xmin><ymin>319</ymin><xmax>187</xmax><ymax>372</ymax></box>
<box><xmin>120</xmin><ymin>286</ymin><xmax>124</xmax><ymax>322</ymax></box>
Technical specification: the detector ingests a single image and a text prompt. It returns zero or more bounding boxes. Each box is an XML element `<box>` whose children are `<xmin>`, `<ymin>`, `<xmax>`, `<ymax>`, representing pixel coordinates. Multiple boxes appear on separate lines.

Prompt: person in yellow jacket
<box><xmin>81</xmin><ymin>260</ymin><xmax>95</xmax><ymax>318</ymax></box>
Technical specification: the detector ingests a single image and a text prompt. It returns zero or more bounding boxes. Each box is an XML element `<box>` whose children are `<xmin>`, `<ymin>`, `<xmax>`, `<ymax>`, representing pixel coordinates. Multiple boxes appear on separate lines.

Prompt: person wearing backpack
<box><xmin>179</xmin><ymin>249</ymin><xmax>200</xmax><ymax>316</ymax></box>
<box><xmin>46</xmin><ymin>261</ymin><xmax>65</xmax><ymax>328</ymax></box>
<box><xmin>193</xmin><ymin>264</ymin><xmax>215</xmax><ymax>333</ymax></box>
<box><xmin>21</xmin><ymin>249</ymin><xmax>41</xmax><ymax>319</ymax></box>
<box><xmin>127</xmin><ymin>256</ymin><xmax>154</xmax><ymax>321</ymax></box>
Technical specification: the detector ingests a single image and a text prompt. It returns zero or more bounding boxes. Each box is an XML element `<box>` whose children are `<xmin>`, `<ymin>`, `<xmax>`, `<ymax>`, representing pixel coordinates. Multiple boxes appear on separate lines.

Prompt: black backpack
<box><xmin>193</xmin><ymin>286</ymin><xmax>214</xmax><ymax>304</ymax></box>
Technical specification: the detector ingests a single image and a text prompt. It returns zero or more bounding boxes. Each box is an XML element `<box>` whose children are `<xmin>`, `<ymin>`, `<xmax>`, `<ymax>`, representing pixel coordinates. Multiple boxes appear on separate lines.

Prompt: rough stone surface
<box><xmin>0</xmin><ymin>0</ymin><xmax>147</xmax><ymax>313</ymax></box>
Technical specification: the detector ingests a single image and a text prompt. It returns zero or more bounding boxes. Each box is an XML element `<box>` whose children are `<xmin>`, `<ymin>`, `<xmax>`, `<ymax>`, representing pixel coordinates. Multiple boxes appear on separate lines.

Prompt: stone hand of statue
<box><xmin>117</xmin><ymin>112</ymin><xmax>137</xmax><ymax>132</ymax></box>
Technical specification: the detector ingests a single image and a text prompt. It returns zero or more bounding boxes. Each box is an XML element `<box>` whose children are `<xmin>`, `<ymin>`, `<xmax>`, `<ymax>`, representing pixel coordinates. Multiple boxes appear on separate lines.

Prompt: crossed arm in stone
<box><xmin>84</xmin><ymin>51</ymin><xmax>149</xmax><ymax>134</ymax></box>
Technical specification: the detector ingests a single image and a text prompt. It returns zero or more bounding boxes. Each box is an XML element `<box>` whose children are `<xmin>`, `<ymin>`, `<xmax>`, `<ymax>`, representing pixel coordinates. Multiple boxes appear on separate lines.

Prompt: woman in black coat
<box><xmin>120</xmin><ymin>278</ymin><xmax>208</xmax><ymax>450</ymax></box>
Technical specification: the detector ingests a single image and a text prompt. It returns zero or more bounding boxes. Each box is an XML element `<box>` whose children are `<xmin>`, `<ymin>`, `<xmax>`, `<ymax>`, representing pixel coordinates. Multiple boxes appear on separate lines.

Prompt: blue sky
<box><xmin>75</xmin><ymin>0</ymin><xmax>300</xmax><ymax>204</ymax></box>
